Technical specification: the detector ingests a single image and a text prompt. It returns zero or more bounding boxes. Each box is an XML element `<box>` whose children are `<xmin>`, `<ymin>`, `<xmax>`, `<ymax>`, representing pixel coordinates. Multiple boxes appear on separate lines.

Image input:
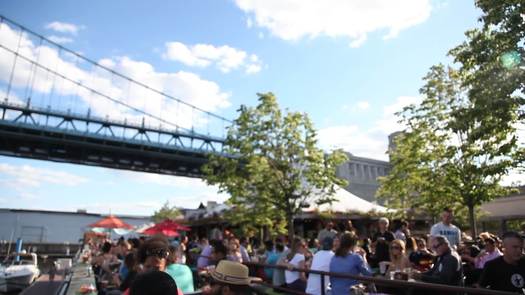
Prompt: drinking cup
<box><xmin>379</xmin><ymin>261</ymin><xmax>389</xmax><ymax>275</ymax></box>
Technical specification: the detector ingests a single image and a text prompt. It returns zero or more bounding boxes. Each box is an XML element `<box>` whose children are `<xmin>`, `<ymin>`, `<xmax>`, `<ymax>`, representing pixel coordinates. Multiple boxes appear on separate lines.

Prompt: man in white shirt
<box><xmin>306</xmin><ymin>237</ymin><xmax>334</xmax><ymax>295</ymax></box>
<box><xmin>430</xmin><ymin>207</ymin><xmax>461</xmax><ymax>249</ymax></box>
<box><xmin>317</xmin><ymin>221</ymin><xmax>338</xmax><ymax>243</ymax></box>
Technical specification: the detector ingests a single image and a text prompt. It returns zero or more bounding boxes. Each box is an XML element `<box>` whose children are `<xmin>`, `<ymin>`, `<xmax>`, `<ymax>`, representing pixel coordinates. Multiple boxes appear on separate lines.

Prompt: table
<box><xmin>65</xmin><ymin>262</ymin><xmax>97</xmax><ymax>295</ymax></box>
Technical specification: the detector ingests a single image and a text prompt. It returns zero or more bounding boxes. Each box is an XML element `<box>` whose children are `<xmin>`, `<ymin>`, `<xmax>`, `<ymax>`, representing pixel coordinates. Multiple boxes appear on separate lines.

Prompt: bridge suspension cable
<box><xmin>0</xmin><ymin>14</ymin><xmax>232</xmax><ymax>138</ymax></box>
<box><xmin>0</xmin><ymin>42</ymin><xmax>196</xmax><ymax>133</ymax></box>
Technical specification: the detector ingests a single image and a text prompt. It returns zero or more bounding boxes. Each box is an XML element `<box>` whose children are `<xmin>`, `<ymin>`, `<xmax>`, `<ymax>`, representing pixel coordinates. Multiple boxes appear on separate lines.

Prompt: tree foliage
<box><xmin>378</xmin><ymin>64</ymin><xmax>519</xmax><ymax>235</ymax></box>
<box><xmin>379</xmin><ymin>1</ymin><xmax>524</xmax><ymax>236</ymax></box>
<box><xmin>152</xmin><ymin>201</ymin><xmax>181</xmax><ymax>223</ymax></box>
<box><xmin>450</xmin><ymin>0</ymin><xmax>524</xmax><ymax>166</ymax></box>
<box><xmin>203</xmin><ymin>93</ymin><xmax>347</xmax><ymax>240</ymax></box>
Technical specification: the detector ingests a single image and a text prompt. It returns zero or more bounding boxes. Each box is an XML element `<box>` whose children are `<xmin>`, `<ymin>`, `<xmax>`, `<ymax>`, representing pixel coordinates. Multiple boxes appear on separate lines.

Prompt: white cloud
<box><xmin>71</xmin><ymin>183</ymin><xmax>228</xmax><ymax>214</ymax></box>
<box><xmin>0</xmin><ymin>163</ymin><xmax>88</xmax><ymax>187</ymax></box>
<box><xmin>167</xmin><ymin>192</ymin><xmax>229</xmax><ymax>210</ymax></box>
<box><xmin>72</xmin><ymin>201</ymin><xmax>160</xmax><ymax>216</ymax></box>
<box><xmin>246</xmin><ymin>18</ymin><xmax>254</xmax><ymax>28</ymax></box>
<box><xmin>112</xmin><ymin>170</ymin><xmax>229</xmax><ymax>211</ymax></box>
<box><xmin>357</xmin><ymin>101</ymin><xmax>370</xmax><ymax>110</ymax></box>
<box><xmin>373</xmin><ymin>95</ymin><xmax>421</xmax><ymax>133</ymax></box>
<box><xmin>19</xmin><ymin>192</ymin><xmax>39</xmax><ymax>201</ymax></box>
<box><xmin>0</xmin><ymin>89</ymin><xmax>22</xmax><ymax>105</ymax></box>
<box><xmin>0</xmin><ymin>22</ymin><xmax>231</xmax><ymax>134</ymax></box>
<box><xmin>245</xmin><ymin>64</ymin><xmax>262</xmax><ymax>74</ymax></box>
<box><xmin>47</xmin><ymin>35</ymin><xmax>74</xmax><ymax>44</ymax></box>
<box><xmin>350</xmin><ymin>35</ymin><xmax>367</xmax><ymax>48</ymax></box>
<box><xmin>45</xmin><ymin>21</ymin><xmax>82</xmax><ymax>35</ymax></box>
<box><xmin>318</xmin><ymin>124</ymin><xmax>388</xmax><ymax>160</ymax></box>
<box><xmin>162</xmin><ymin>42</ymin><xmax>211</xmax><ymax>67</ymax></box>
<box><xmin>73</xmin><ymin>189</ymin><xmax>229</xmax><ymax>214</ymax></box>
<box><xmin>321</xmin><ymin>95</ymin><xmax>524</xmax><ymax>189</ymax></box>
<box><xmin>163</xmin><ymin>42</ymin><xmax>263</xmax><ymax>74</ymax></box>
<box><xmin>341</xmin><ymin>100</ymin><xmax>371</xmax><ymax>112</ymax></box>
<box><xmin>116</xmin><ymin>170</ymin><xmax>212</xmax><ymax>188</ymax></box>
<box><xmin>318</xmin><ymin>96</ymin><xmax>420</xmax><ymax>160</ymax></box>
<box><xmin>234</xmin><ymin>0</ymin><xmax>432</xmax><ymax>47</ymax></box>
<box><xmin>382</xmin><ymin>96</ymin><xmax>420</xmax><ymax>116</ymax></box>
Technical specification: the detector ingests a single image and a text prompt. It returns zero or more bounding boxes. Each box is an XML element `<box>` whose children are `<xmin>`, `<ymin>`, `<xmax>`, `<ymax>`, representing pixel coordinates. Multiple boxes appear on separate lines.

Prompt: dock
<box><xmin>20</xmin><ymin>275</ymin><xmax>65</xmax><ymax>295</ymax></box>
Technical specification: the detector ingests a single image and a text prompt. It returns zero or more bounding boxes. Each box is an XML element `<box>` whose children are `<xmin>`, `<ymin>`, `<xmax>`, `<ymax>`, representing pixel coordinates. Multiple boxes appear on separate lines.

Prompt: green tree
<box><xmin>379</xmin><ymin>65</ymin><xmax>517</xmax><ymax>235</ymax></box>
<box><xmin>203</xmin><ymin>93</ymin><xmax>347</xmax><ymax>240</ymax></box>
<box><xmin>450</xmin><ymin>0</ymin><xmax>524</xmax><ymax>168</ymax></box>
<box><xmin>448</xmin><ymin>0</ymin><xmax>524</xmax><ymax>234</ymax></box>
<box><xmin>377</xmin><ymin>128</ymin><xmax>454</xmax><ymax>221</ymax></box>
<box><xmin>379</xmin><ymin>1</ymin><xmax>524</xmax><ymax>236</ymax></box>
<box><xmin>378</xmin><ymin>65</ymin><xmax>460</xmax><ymax>221</ymax></box>
<box><xmin>152</xmin><ymin>201</ymin><xmax>181</xmax><ymax>223</ymax></box>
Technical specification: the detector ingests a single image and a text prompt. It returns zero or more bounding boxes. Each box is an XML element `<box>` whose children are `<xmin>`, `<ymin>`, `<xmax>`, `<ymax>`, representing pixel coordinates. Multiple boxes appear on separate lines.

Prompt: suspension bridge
<box><xmin>0</xmin><ymin>15</ymin><xmax>232</xmax><ymax>177</ymax></box>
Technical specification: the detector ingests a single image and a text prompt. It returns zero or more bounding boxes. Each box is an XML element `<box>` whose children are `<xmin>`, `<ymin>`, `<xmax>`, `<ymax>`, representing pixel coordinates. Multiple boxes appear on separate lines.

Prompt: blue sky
<box><xmin>0</xmin><ymin>0</ymin><xmax>520</xmax><ymax>216</ymax></box>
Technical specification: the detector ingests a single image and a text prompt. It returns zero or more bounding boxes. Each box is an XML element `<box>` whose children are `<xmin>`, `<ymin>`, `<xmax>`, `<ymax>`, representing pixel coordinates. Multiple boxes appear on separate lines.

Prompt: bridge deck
<box><xmin>0</xmin><ymin>102</ymin><xmax>233</xmax><ymax>177</ymax></box>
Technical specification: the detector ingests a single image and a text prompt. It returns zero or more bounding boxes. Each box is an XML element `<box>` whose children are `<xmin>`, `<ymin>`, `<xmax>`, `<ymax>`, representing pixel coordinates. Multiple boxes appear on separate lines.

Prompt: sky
<box><xmin>0</xmin><ymin>0</ymin><xmax>522</xmax><ymax>216</ymax></box>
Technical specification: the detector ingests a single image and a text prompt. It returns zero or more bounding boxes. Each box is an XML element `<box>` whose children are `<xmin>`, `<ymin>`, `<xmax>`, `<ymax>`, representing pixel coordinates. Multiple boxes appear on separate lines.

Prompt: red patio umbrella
<box><xmin>142</xmin><ymin>219</ymin><xmax>190</xmax><ymax>237</ymax></box>
<box><xmin>142</xmin><ymin>226</ymin><xmax>180</xmax><ymax>237</ymax></box>
<box><xmin>88</xmin><ymin>215</ymin><xmax>133</xmax><ymax>230</ymax></box>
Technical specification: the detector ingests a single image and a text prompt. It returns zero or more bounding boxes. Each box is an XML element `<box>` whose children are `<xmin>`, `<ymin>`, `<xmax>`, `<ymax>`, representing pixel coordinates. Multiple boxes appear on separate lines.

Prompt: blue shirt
<box><xmin>197</xmin><ymin>245</ymin><xmax>212</xmax><ymax>268</ymax></box>
<box><xmin>166</xmin><ymin>263</ymin><xmax>194</xmax><ymax>293</ymax></box>
<box><xmin>118</xmin><ymin>263</ymin><xmax>128</xmax><ymax>280</ymax></box>
<box><xmin>329</xmin><ymin>253</ymin><xmax>372</xmax><ymax>295</ymax></box>
<box><xmin>264</xmin><ymin>250</ymin><xmax>281</xmax><ymax>280</ymax></box>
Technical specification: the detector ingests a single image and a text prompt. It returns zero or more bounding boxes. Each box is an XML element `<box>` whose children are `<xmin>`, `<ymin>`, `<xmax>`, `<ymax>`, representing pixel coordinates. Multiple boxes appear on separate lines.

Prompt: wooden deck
<box><xmin>19</xmin><ymin>275</ymin><xmax>65</xmax><ymax>295</ymax></box>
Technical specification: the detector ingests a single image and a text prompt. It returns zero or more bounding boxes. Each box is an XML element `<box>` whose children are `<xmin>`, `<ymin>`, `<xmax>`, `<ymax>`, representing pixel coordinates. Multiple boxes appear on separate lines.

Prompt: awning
<box><xmin>481</xmin><ymin>194</ymin><xmax>525</xmax><ymax>221</ymax></box>
<box><xmin>303</xmin><ymin>186</ymin><xmax>390</xmax><ymax>214</ymax></box>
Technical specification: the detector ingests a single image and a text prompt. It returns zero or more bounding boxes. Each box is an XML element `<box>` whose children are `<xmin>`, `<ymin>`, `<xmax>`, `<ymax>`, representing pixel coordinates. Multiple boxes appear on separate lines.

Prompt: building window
<box><xmin>349</xmin><ymin>163</ymin><xmax>355</xmax><ymax>176</ymax></box>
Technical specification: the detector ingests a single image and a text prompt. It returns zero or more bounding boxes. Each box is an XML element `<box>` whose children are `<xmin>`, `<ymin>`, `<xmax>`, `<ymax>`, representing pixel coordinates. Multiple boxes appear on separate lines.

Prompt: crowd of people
<box><xmin>82</xmin><ymin>207</ymin><xmax>525</xmax><ymax>294</ymax></box>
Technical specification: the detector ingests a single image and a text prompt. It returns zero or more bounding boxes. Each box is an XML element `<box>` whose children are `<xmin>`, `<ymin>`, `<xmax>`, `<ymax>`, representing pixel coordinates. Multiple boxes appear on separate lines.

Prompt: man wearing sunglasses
<box><xmin>413</xmin><ymin>235</ymin><xmax>463</xmax><ymax>287</ymax></box>
<box><xmin>126</xmin><ymin>236</ymin><xmax>183</xmax><ymax>295</ymax></box>
<box><xmin>137</xmin><ymin>237</ymin><xmax>171</xmax><ymax>272</ymax></box>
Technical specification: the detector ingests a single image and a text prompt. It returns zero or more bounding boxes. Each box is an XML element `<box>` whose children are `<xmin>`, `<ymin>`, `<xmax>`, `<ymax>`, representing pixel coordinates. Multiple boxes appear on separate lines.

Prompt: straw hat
<box><xmin>209</xmin><ymin>260</ymin><xmax>257</xmax><ymax>285</ymax></box>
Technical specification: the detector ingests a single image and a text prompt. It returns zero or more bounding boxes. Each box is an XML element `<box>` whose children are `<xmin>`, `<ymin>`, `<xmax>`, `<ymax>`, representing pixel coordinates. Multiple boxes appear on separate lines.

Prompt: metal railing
<box><xmin>241</xmin><ymin>260</ymin><xmax>517</xmax><ymax>295</ymax></box>
<box><xmin>192</xmin><ymin>254</ymin><xmax>517</xmax><ymax>294</ymax></box>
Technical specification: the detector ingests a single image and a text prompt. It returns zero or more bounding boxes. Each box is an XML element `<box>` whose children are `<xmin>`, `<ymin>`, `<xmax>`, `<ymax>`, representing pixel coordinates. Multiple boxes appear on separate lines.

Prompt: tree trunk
<box><xmin>287</xmin><ymin>213</ymin><xmax>295</xmax><ymax>243</ymax></box>
<box><xmin>263</xmin><ymin>225</ymin><xmax>269</xmax><ymax>241</ymax></box>
<box><xmin>468</xmin><ymin>204</ymin><xmax>477</xmax><ymax>238</ymax></box>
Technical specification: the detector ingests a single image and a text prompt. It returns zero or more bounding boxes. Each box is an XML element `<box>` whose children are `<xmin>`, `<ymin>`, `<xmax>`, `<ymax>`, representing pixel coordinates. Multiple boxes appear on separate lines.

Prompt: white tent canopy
<box><xmin>304</xmin><ymin>186</ymin><xmax>389</xmax><ymax>214</ymax></box>
<box><xmin>135</xmin><ymin>222</ymin><xmax>155</xmax><ymax>234</ymax></box>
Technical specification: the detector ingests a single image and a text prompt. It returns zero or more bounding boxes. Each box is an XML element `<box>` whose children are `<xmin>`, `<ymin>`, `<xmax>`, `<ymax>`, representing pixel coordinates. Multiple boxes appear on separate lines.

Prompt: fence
<box><xmin>241</xmin><ymin>260</ymin><xmax>518</xmax><ymax>295</ymax></box>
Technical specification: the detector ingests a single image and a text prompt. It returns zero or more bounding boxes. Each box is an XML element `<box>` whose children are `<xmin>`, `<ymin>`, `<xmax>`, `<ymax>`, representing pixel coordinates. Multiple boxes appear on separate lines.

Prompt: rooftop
<box><xmin>0</xmin><ymin>208</ymin><xmax>150</xmax><ymax>220</ymax></box>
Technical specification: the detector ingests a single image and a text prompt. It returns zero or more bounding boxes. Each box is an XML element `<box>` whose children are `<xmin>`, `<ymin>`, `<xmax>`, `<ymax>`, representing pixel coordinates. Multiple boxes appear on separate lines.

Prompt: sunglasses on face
<box><xmin>390</xmin><ymin>246</ymin><xmax>401</xmax><ymax>250</ymax></box>
<box><xmin>146</xmin><ymin>248</ymin><xmax>169</xmax><ymax>259</ymax></box>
